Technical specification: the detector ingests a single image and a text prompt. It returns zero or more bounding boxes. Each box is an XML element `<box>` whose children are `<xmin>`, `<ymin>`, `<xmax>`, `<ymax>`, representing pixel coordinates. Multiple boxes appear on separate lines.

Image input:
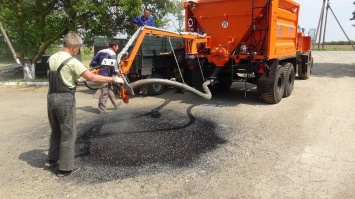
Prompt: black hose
<box><xmin>129</xmin><ymin>79</ymin><xmax>212</xmax><ymax>100</ymax></box>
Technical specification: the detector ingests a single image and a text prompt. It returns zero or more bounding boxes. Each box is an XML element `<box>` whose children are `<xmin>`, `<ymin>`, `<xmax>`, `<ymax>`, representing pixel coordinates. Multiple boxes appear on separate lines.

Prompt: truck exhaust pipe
<box><xmin>130</xmin><ymin>79</ymin><xmax>212</xmax><ymax>100</ymax></box>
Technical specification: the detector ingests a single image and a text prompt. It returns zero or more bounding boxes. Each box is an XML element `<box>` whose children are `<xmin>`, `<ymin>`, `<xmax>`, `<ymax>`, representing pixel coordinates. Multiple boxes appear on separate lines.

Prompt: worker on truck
<box><xmin>132</xmin><ymin>9</ymin><xmax>155</xmax><ymax>27</ymax></box>
<box><xmin>89</xmin><ymin>41</ymin><xmax>121</xmax><ymax>114</ymax></box>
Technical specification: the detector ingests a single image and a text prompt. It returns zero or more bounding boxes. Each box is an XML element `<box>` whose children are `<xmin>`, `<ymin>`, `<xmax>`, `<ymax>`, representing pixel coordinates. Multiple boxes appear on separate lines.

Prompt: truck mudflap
<box><xmin>298</xmin><ymin>52</ymin><xmax>312</xmax><ymax>80</ymax></box>
<box><xmin>256</xmin><ymin>59</ymin><xmax>279</xmax><ymax>93</ymax></box>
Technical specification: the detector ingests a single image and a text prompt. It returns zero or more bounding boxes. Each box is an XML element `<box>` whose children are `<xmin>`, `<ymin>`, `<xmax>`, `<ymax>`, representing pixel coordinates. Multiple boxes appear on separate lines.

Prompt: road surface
<box><xmin>0</xmin><ymin>51</ymin><xmax>354</xmax><ymax>199</ymax></box>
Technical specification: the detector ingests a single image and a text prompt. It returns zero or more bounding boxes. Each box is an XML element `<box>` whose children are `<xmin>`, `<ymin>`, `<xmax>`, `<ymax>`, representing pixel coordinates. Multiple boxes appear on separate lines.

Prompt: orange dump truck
<box><xmin>119</xmin><ymin>0</ymin><xmax>312</xmax><ymax>104</ymax></box>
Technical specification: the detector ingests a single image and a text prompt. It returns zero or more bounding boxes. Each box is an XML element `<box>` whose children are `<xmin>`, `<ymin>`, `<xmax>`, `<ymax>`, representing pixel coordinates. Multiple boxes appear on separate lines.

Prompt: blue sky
<box><xmin>295</xmin><ymin>0</ymin><xmax>355</xmax><ymax>41</ymax></box>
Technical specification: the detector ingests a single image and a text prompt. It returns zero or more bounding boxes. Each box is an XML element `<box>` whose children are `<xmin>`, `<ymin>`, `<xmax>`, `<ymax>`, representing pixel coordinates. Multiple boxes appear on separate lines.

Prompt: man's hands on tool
<box><xmin>113</xmin><ymin>76</ymin><xmax>124</xmax><ymax>84</ymax></box>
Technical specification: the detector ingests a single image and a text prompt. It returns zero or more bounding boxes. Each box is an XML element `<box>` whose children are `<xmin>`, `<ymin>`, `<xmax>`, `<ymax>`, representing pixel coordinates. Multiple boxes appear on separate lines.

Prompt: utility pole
<box><xmin>314</xmin><ymin>0</ymin><xmax>326</xmax><ymax>49</ymax></box>
<box><xmin>313</xmin><ymin>0</ymin><xmax>355</xmax><ymax>50</ymax></box>
<box><xmin>321</xmin><ymin>0</ymin><xmax>330</xmax><ymax>49</ymax></box>
<box><xmin>0</xmin><ymin>22</ymin><xmax>21</xmax><ymax>64</ymax></box>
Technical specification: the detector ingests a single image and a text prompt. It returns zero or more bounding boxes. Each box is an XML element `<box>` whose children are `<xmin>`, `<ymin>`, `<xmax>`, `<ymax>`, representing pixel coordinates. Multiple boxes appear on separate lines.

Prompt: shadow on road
<box><xmin>19</xmin><ymin>149</ymin><xmax>59</xmax><ymax>175</ymax></box>
<box><xmin>133</xmin><ymin>82</ymin><xmax>266</xmax><ymax>108</ymax></box>
<box><xmin>19</xmin><ymin>149</ymin><xmax>48</xmax><ymax>168</ymax></box>
<box><xmin>77</xmin><ymin>105</ymin><xmax>99</xmax><ymax>114</ymax></box>
<box><xmin>126</xmin><ymin>62</ymin><xmax>355</xmax><ymax>108</ymax></box>
<box><xmin>312</xmin><ymin>63</ymin><xmax>355</xmax><ymax>78</ymax></box>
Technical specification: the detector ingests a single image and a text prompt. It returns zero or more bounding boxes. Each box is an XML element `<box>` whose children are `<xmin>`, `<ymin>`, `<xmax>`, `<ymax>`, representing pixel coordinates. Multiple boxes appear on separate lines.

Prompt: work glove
<box><xmin>113</xmin><ymin>76</ymin><xmax>124</xmax><ymax>85</ymax></box>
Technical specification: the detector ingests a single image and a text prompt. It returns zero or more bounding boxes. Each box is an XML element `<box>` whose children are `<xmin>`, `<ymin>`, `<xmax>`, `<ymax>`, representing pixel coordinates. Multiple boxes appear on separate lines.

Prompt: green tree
<box><xmin>352</xmin><ymin>1</ymin><xmax>355</xmax><ymax>26</ymax></box>
<box><xmin>170</xmin><ymin>0</ymin><xmax>185</xmax><ymax>32</ymax></box>
<box><xmin>0</xmin><ymin>0</ymin><xmax>182</xmax><ymax>78</ymax></box>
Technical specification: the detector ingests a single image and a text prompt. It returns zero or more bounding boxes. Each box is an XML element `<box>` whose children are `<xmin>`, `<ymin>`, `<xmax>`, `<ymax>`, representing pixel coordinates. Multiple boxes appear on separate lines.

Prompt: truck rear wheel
<box><xmin>261</xmin><ymin>65</ymin><xmax>285</xmax><ymax>104</ymax></box>
<box><xmin>282</xmin><ymin>62</ymin><xmax>295</xmax><ymax>98</ymax></box>
<box><xmin>147</xmin><ymin>73</ymin><xmax>165</xmax><ymax>96</ymax></box>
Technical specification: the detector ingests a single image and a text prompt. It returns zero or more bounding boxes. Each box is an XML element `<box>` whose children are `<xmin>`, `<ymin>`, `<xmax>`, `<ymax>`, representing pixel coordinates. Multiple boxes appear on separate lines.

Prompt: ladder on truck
<box><xmin>236</xmin><ymin>0</ymin><xmax>271</xmax><ymax>98</ymax></box>
<box><xmin>250</xmin><ymin>0</ymin><xmax>271</xmax><ymax>56</ymax></box>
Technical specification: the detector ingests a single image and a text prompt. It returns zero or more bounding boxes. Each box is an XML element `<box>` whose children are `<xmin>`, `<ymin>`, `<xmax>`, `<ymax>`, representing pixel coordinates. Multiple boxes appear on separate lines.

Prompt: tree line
<box><xmin>0</xmin><ymin>0</ymin><xmax>183</xmax><ymax>65</ymax></box>
<box><xmin>323</xmin><ymin>41</ymin><xmax>355</xmax><ymax>45</ymax></box>
<box><xmin>1</xmin><ymin>0</ymin><xmax>354</xmax><ymax>65</ymax></box>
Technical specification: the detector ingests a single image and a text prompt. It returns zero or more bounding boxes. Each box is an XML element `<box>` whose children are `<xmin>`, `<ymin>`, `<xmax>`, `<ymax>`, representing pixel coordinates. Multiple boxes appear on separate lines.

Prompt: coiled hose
<box><xmin>129</xmin><ymin>79</ymin><xmax>212</xmax><ymax>100</ymax></box>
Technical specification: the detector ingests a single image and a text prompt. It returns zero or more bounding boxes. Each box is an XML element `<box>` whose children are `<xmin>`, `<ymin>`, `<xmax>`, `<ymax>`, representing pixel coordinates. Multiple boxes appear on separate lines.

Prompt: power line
<box><xmin>313</xmin><ymin>0</ymin><xmax>355</xmax><ymax>50</ymax></box>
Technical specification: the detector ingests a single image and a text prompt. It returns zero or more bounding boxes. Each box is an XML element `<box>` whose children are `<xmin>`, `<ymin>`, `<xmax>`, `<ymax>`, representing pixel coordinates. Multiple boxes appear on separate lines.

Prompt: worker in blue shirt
<box><xmin>89</xmin><ymin>41</ymin><xmax>121</xmax><ymax>114</ymax></box>
<box><xmin>132</xmin><ymin>9</ymin><xmax>155</xmax><ymax>27</ymax></box>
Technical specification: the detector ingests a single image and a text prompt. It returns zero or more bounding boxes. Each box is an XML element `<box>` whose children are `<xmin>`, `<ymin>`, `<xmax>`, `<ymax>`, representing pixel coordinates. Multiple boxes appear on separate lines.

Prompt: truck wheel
<box><xmin>147</xmin><ymin>74</ymin><xmax>165</xmax><ymax>96</ymax></box>
<box><xmin>261</xmin><ymin>65</ymin><xmax>285</xmax><ymax>104</ymax></box>
<box><xmin>282</xmin><ymin>62</ymin><xmax>295</xmax><ymax>98</ymax></box>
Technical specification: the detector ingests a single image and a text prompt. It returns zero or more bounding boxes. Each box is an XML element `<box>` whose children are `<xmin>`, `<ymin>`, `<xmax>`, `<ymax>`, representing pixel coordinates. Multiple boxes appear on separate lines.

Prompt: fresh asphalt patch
<box><xmin>61</xmin><ymin>105</ymin><xmax>226</xmax><ymax>183</ymax></box>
